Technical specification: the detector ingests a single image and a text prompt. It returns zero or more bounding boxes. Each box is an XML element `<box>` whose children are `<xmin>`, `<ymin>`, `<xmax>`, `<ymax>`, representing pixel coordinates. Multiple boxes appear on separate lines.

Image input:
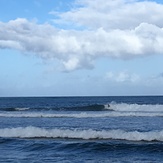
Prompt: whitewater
<box><xmin>1</xmin><ymin>126</ymin><xmax>163</xmax><ymax>142</ymax></box>
<box><xmin>0</xmin><ymin>96</ymin><xmax>163</xmax><ymax>162</ymax></box>
<box><xmin>0</xmin><ymin>103</ymin><xmax>163</xmax><ymax>118</ymax></box>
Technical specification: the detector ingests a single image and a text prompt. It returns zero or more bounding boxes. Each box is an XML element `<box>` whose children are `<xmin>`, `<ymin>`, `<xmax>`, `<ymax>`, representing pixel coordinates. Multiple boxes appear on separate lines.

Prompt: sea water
<box><xmin>0</xmin><ymin>96</ymin><xmax>163</xmax><ymax>162</ymax></box>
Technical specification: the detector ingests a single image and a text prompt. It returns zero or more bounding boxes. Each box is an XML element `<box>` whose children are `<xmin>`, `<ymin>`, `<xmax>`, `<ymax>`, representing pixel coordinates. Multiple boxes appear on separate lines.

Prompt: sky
<box><xmin>0</xmin><ymin>0</ymin><xmax>163</xmax><ymax>97</ymax></box>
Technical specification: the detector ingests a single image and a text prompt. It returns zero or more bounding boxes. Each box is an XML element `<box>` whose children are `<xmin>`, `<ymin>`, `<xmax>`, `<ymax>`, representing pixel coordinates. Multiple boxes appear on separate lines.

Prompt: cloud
<box><xmin>106</xmin><ymin>71</ymin><xmax>140</xmax><ymax>83</ymax></box>
<box><xmin>56</xmin><ymin>0</ymin><xmax>163</xmax><ymax>30</ymax></box>
<box><xmin>0</xmin><ymin>0</ymin><xmax>163</xmax><ymax>71</ymax></box>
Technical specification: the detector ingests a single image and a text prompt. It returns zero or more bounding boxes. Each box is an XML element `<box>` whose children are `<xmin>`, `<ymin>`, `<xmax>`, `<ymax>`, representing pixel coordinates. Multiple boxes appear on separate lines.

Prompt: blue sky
<box><xmin>0</xmin><ymin>0</ymin><xmax>163</xmax><ymax>96</ymax></box>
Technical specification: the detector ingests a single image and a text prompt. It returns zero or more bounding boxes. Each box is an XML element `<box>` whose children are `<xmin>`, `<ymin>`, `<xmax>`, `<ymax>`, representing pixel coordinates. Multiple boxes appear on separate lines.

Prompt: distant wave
<box><xmin>60</xmin><ymin>104</ymin><xmax>111</xmax><ymax>111</ymax></box>
<box><xmin>0</xmin><ymin>104</ymin><xmax>111</xmax><ymax>112</ymax></box>
<box><xmin>109</xmin><ymin>102</ymin><xmax>163</xmax><ymax>112</ymax></box>
<box><xmin>0</xmin><ymin>112</ymin><xmax>162</xmax><ymax>118</ymax></box>
<box><xmin>1</xmin><ymin>103</ymin><xmax>163</xmax><ymax>112</ymax></box>
<box><xmin>0</xmin><ymin>126</ymin><xmax>163</xmax><ymax>142</ymax></box>
<box><xmin>0</xmin><ymin>107</ymin><xmax>30</xmax><ymax>112</ymax></box>
<box><xmin>0</xmin><ymin>111</ymin><xmax>163</xmax><ymax>118</ymax></box>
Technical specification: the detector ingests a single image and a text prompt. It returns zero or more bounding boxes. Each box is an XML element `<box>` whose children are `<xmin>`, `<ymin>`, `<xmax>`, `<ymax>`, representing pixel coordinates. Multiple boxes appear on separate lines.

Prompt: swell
<box><xmin>1</xmin><ymin>138</ymin><xmax>162</xmax><ymax>157</ymax></box>
<box><xmin>55</xmin><ymin>141</ymin><xmax>163</xmax><ymax>154</ymax></box>
<box><xmin>0</xmin><ymin>126</ymin><xmax>163</xmax><ymax>142</ymax></box>
<box><xmin>0</xmin><ymin>104</ymin><xmax>110</xmax><ymax>112</ymax></box>
<box><xmin>1</xmin><ymin>103</ymin><xmax>163</xmax><ymax>112</ymax></box>
<box><xmin>0</xmin><ymin>107</ymin><xmax>30</xmax><ymax>112</ymax></box>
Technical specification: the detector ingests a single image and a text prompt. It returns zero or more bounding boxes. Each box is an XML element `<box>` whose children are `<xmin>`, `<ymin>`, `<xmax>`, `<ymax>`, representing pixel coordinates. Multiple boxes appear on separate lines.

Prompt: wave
<box><xmin>0</xmin><ymin>126</ymin><xmax>163</xmax><ymax>142</ymax></box>
<box><xmin>109</xmin><ymin>102</ymin><xmax>163</xmax><ymax>112</ymax></box>
<box><xmin>1</xmin><ymin>103</ymin><xmax>163</xmax><ymax>113</ymax></box>
<box><xmin>60</xmin><ymin>104</ymin><xmax>112</xmax><ymax>111</ymax></box>
<box><xmin>0</xmin><ymin>107</ymin><xmax>30</xmax><ymax>112</ymax></box>
<box><xmin>0</xmin><ymin>111</ymin><xmax>163</xmax><ymax>118</ymax></box>
<box><xmin>0</xmin><ymin>104</ymin><xmax>111</xmax><ymax>112</ymax></box>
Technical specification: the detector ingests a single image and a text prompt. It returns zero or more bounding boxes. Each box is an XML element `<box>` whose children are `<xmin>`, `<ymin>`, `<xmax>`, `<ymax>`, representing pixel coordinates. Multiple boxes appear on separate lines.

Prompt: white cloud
<box><xmin>0</xmin><ymin>0</ymin><xmax>163</xmax><ymax>71</ymax></box>
<box><xmin>62</xmin><ymin>57</ymin><xmax>80</xmax><ymax>71</ymax></box>
<box><xmin>56</xmin><ymin>0</ymin><xmax>163</xmax><ymax>30</ymax></box>
<box><xmin>106</xmin><ymin>71</ymin><xmax>140</xmax><ymax>83</ymax></box>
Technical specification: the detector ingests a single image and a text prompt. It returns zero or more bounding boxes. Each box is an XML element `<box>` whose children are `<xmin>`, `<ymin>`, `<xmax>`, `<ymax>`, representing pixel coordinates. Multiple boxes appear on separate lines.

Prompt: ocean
<box><xmin>0</xmin><ymin>96</ymin><xmax>163</xmax><ymax>163</ymax></box>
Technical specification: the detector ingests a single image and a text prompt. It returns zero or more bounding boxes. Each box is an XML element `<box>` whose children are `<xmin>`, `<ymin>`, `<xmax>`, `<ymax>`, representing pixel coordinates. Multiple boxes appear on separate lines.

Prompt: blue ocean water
<box><xmin>0</xmin><ymin>96</ymin><xmax>163</xmax><ymax>163</ymax></box>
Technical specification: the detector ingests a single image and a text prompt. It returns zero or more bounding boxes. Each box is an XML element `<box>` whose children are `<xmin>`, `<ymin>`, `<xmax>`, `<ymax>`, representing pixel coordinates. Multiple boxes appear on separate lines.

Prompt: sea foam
<box><xmin>0</xmin><ymin>126</ymin><xmax>163</xmax><ymax>141</ymax></box>
<box><xmin>109</xmin><ymin>103</ymin><xmax>163</xmax><ymax>112</ymax></box>
<box><xmin>0</xmin><ymin>111</ymin><xmax>163</xmax><ymax>118</ymax></box>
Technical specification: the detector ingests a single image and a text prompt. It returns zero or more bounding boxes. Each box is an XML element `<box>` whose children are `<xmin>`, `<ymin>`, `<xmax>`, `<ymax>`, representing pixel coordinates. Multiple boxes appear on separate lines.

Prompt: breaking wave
<box><xmin>109</xmin><ymin>102</ymin><xmax>163</xmax><ymax>112</ymax></box>
<box><xmin>0</xmin><ymin>104</ymin><xmax>110</xmax><ymax>112</ymax></box>
<box><xmin>0</xmin><ymin>103</ymin><xmax>163</xmax><ymax>112</ymax></box>
<box><xmin>0</xmin><ymin>103</ymin><xmax>162</xmax><ymax>118</ymax></box>
<box><xmin>0</xmin><ymin>111</ymin><xmax>163</xmax><ymax>118</ymax></box>
<box><xmin>0</xmin><ymin>126</ymin><xmax>163</xmax><ymax>142</ymax></box>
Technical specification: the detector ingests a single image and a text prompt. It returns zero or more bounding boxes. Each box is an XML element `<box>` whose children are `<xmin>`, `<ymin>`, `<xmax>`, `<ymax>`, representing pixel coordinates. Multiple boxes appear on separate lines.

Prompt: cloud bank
<box><xmin>1</xmin><ymin>0</ymin><xmax>163</xmax><ymax>71</ymax></box>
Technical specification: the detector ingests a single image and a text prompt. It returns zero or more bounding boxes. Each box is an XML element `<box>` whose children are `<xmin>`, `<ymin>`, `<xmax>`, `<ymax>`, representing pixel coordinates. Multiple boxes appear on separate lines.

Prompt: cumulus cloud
<box><xmin>55</xmin><ymin>0</ymin><xmax>163</xmax><ymax>30</ymax></box>
<box><xmin>0</xmin><ymin>0</ymin><xmax>163</xmax><ymax>71</ymax></box>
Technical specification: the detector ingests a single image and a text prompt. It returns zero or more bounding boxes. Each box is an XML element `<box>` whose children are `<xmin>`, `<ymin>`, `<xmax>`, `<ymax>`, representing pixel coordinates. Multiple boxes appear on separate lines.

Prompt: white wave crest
<box><xmin>15</xmin><ymin>107</ymin><xmax>29</xmax><ymax>111</ymax></box>
<box><xmin>0</xmin><ymin>111</ymin><xmax>163</xmax><ymax>118</ymax></box>
<box><xmin>0</xmin><ymin>126</ymin><xmax>163</xmax><ymax>141</ymax></box>
<box><xmin>108</xmin><ymin>103</ymin><xmax>163</xmax><ymax>112</ymax></box>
